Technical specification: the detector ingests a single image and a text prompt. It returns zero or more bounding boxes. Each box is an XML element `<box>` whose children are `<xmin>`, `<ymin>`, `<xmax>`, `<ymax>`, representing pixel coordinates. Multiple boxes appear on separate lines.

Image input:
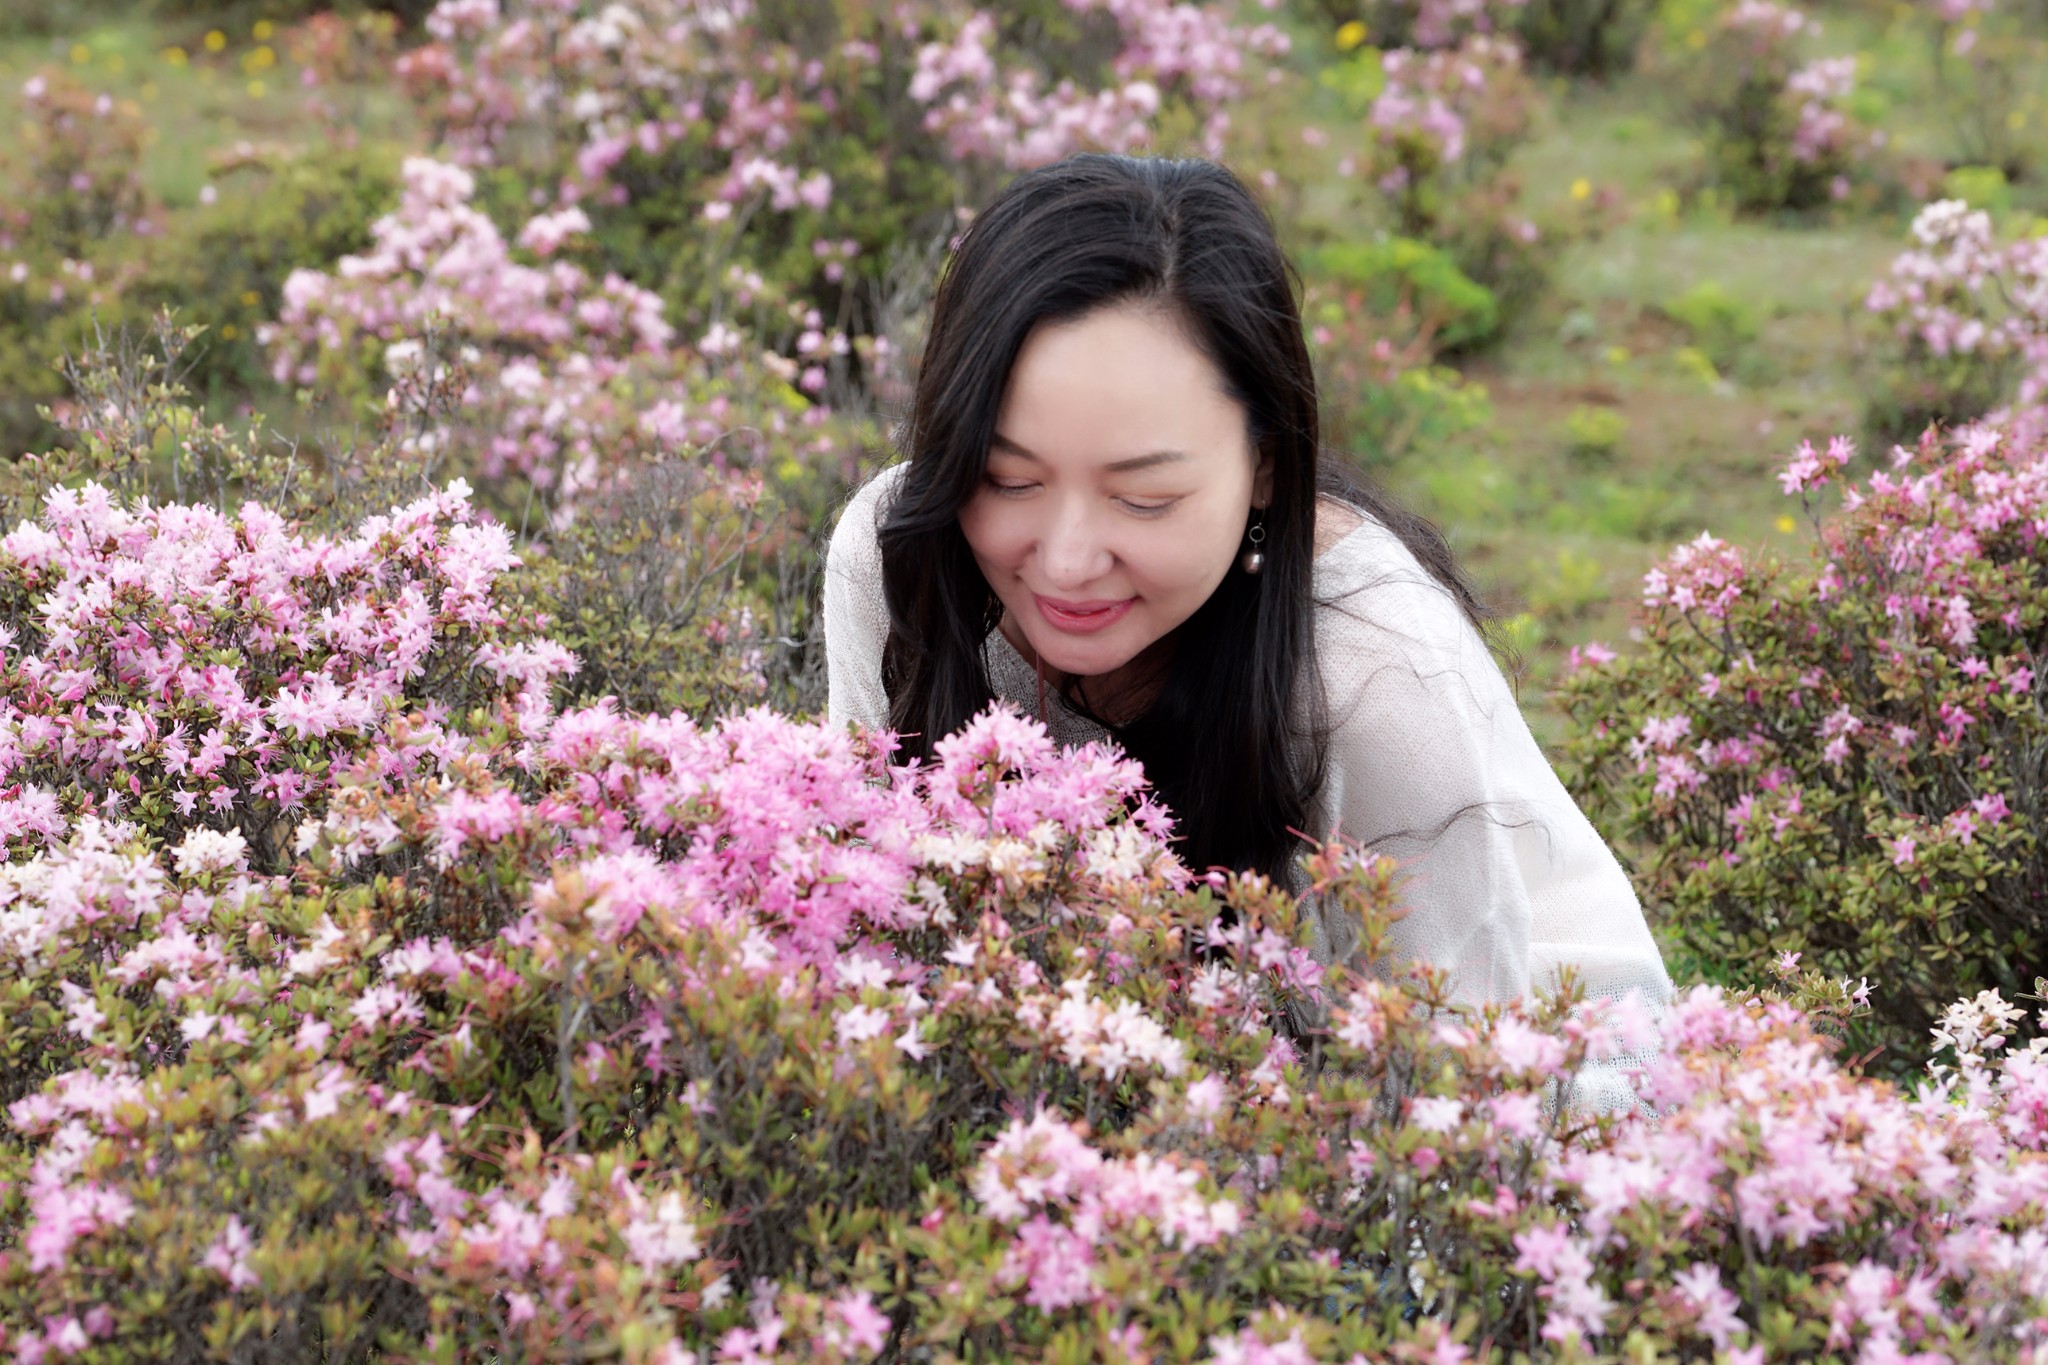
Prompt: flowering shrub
<box><xmin>265</xmin><ymin>154</ymin><xmax>678</xmax><ymax>506</ymax></box>
<box><xmin>0</xmin><ymin>72</ymin><xmax>403</xmax><ymax>455</ymax></box>
<box><xmin>1671</xmin><ymin>0</ymin><xmax>1885</xmax><ymax>212</ymax></box>
<box><xmin>0</xmin><ymin>472</ymin><xmax>566</xmax><ymax>870</ymax></box>
<box><xmin>1327</xmin><ymin>0</ymin><xmax>1531</xmax><ymax>52</ymax></box>
<box><xmin>4</xmin><ymin>549</ymin><xmax>2048</xmax><ymax>1356</ymax></box>
<box><xmin>389</xmin><ymin>0</ymin><xmax>1290</xmax><ymax>387</ymax></box>
<box><xmin>1864</xmin><ymin>197</ymin><xmax>2048</xmax><ymax>442</ymax></box>
<box><xmin>0</xmin><ymin>70</ymin><xmax>158</xmax><ymax>448</ymax></box>
<box><xmin>1318</xmin><ymin>27</ymin><xmax>1550</xmax><ymax>317</ymax></box>
<box><xmin>1510</xmin><ymin>0</ymin><xmax>1656</xmax><ymax>77</ymax></box>
<box><xmin>262</xmin><ymin>0</ymin><xmax>1297</xmax><ymax>522</ymax></box>
<box><xmin>277</xmin><ymin>10</ymin><xmax>409</xmax><ymax>145</ymax></box>
<box><xmin>7</xmin><ymin>70</ymin><xmax>153</xmax><ymax>260</ymax></box>
<box><xmin>1558</xmin><ymin>414</ymin><xmax>2048</xmax><ymax>1069</ymax></box>
<box><xmin>1366</xmin><ymin>36</ymin><xmax>1534</xmax><ymax>235</ymax></box>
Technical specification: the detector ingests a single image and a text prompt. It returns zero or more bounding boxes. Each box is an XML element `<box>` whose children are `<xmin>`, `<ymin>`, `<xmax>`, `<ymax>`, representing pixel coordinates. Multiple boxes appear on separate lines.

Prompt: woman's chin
<box><xmin>1021</xmin><ymin>632</ymin><xmax>1137</xmax><ymax>685</ymax></box>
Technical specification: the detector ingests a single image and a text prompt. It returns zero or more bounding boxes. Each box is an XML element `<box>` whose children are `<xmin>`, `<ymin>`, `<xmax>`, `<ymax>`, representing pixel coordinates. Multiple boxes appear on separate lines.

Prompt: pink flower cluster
<box><xmin>972</xmin><ymin>1107</ymin><xmax>1240</xmax><ymax>1310</ymax></box>
<box><xmin>1641</xmin><ymin>529</ymin><xmax>1748</xmax><ymax>620</ymax></box>
<box><xmin>397</xmin><ymin>0</ymin><xmax>1278</xmax><ymax>212</ymax></box>
<box><xmin>1401</xmin><ymin>0</ymin><xmax>1531</xmax><ymax>50</ymax></box>
<box><xmin>1354</xmin><ymin>29</ymin><xmax>1538</xmax><ymax>244</ymax></box>
<box><xmin>3</xmin><ymin>612</ymin><xmax>2047</xmax><ymax>1355</ymax></box>
<box><xmin>1722</xmin><ymin>0</ymin><xmax>1813</xmax><ymax>45</ymax></box>
<box><xmin>1785</xmin><ymin>55</ymin><xmax>1868</xmax><ymax>171</ymax></box>
<box><xmin>262</xmin><ymin>156</ymin><xmax>696</xmax><ymax>504</ymax></box>
<box><xmin>1560</xmin><ymin>409</ymin><xmax>2048</xmax><ymax>1071</ymax></box>
<box><xmin>0</xmin><ymin>475</ymin><xmax>567</xmax><ymax>871</ymax></box>
<box><xmin>1778</xmin><ymin>432</ymin><xmax>1855</xmax><ymax>495</ymax></box>
<box><xmin>1542</xmin><ymin>983</ymin><xmax>2048</xmax><ymax>1354</ymax></box>
<box><xmin>1867</xmin><ymin>198</ymin><xmax>2048</xmax><ymax>427</ymax></box>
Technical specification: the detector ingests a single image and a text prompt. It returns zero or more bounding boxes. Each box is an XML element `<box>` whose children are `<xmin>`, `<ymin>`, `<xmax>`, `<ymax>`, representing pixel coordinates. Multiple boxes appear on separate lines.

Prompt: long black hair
<box><xmin>877</xmin><ymin>153</ymin><xmax>1491</xmax><ymax>887</ymax></box>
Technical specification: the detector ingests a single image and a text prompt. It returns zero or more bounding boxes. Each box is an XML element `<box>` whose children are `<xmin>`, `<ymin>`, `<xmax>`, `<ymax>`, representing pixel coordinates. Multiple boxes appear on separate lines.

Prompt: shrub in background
<box><xmin>1670</xmin><ymin>0</ymin><xmax>1886</xmax><ymax>213</ymax></box>
<box><xmin>1304</xmin><ymin>280</ymin><xmax>1495</xmax><ymax>468</ymax></box>
<box><xmin>0</xmin><ymin>70</ymin><xmax>158</xmax><ymax>449</ymax></box>
<box><xmin>391</xmin><ymin>0</ymin><xmax>1292</xmax><ymax>404</ymax></box>
<box><xmin>0</xmin><ymin>72</ymin><xmax>402</xmax><ymax>456</ymax></box>
<box><xmin>1558</xmin><ymin>415</ymin><xmax>2048</xmax><ymax>1072</ymax></box>
<box><xmin>1311</xmin><ymin>0</ymin><xmax>1652</xmax><ymax>79</ymax></box>
<box><xmin>1361</xmin><ymin>36</ymin><xmax>1538</xmax><ymax>241</ymax></box>
<box><xmin>1318</xmin><ymin>26</ymin><xmax>1554</xmax><ymax>320</ymax></box>
<box><xmin>99</xmin><ymin>143</ymin><xmax>402</xmax><ymax>415</ymax></box>
<box><xmin>1323</xmin><ymin>0</ymin><xmax>1531</xmax><ymax>51</ymax></box>
<box><xmin>1864</xmin><ymin>197</ymin><xmax>2048</xmax><ymax>444</ymax></box>
<box><xmin>1511</xmin><ymin>0</ymin><xmax>1657</xmax><ymax>77</ymax></box>
<box><xmin>145</xmin><ymin>0</ymin><xmax>443</xmax><ymax>28</ymax></box>
<box><xmin>1561</xmin><ymin>403</ymin><xmax>1627</xmax><ymax>464</ymax></box>
<box><xmin>5</xmin><ymin>71</ymin><xmax>154</xmax><ymax>261</ymax></box>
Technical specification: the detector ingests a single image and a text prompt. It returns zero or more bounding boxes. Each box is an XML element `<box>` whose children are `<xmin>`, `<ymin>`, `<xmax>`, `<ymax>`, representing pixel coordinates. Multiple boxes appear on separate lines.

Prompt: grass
<box><xmin>1</xmin><ymin>12</ymin><xmax>413</xmax><ymax>208</ymax></box>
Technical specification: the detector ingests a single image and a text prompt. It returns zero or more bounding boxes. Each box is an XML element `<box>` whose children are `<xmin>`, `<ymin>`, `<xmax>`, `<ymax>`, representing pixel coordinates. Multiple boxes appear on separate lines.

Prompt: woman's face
<box><xmin>958</xmin><ymin>300</ymin><xmax>1271</xmax><ymax>684</ymax></box>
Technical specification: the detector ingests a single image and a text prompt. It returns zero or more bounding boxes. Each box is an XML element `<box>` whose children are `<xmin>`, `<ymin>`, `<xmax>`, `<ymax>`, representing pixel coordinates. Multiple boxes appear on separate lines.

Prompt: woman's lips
<box><xmin>1034</xmin><ymin>595</ymin><xmax>1135</xmax><ymax>634</ymax></box>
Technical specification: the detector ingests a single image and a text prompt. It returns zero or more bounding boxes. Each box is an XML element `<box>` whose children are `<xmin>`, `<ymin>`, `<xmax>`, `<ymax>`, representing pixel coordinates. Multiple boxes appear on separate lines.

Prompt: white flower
<box><xmin>172</xmin><ymin>827</ymin><xmax>249</xmax><ymax>877</ymax></box>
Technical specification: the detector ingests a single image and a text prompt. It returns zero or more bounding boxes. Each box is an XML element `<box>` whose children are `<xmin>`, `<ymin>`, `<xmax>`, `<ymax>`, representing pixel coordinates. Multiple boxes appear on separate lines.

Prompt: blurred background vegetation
<box><xmin>7</xmin><ymin>0</ymin><xmax>2041</xmax><ymax>744</ymax></box>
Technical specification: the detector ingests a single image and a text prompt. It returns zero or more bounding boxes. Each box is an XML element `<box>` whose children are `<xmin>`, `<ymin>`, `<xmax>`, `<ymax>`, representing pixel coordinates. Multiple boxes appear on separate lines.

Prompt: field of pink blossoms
<box><xmin>0</xmin><ymin>0</ymin><xmax>2046</xmax><ymax>1359</ymax></box>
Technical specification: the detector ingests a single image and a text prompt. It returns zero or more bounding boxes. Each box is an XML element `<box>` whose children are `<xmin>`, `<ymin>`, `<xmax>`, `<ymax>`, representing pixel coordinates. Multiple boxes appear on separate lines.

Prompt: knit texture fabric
<box><xmin>823</xmin><ymin>463</ymin><xmax>1674</xmax><ymax>1113</ymax></box>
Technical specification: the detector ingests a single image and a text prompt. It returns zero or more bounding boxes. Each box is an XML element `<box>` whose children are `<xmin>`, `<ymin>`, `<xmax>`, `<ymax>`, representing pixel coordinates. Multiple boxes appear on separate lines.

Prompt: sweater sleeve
<box><xmin>1303</xmin><ymin>523</ymin><xmax>1674</xmax><ymax>1112</ymax></box>
<box><xmin>822</xmin><ymin>464</ymin><xmax>905</xmax><ymax>732</ymax></box>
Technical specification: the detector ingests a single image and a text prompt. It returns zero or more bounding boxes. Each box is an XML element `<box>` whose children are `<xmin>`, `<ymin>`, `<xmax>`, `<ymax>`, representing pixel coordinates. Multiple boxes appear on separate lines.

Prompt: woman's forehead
<box><xmin>995</xmin><ymin>306</ymin><xmax>1246</xmax><ymax>460</ymax></box>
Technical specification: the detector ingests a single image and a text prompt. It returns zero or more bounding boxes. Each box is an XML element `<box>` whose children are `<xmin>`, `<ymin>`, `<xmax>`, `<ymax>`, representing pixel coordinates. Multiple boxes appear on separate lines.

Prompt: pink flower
<box><xmin>202</xmin><ymin>1216</ymin><xmax>259</xmax><ymax>1291</ymax></box>
<box><xmin>824</xmin><ymin>1288</ymin><xmax>891</xmax><ymax>1355</ymax></box>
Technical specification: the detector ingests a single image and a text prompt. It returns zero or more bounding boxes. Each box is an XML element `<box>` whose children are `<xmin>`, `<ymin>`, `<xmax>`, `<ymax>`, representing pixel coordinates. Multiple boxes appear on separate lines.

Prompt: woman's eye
<box><xmin>983</xmin><ymin>476</ymin><xmax>1035</xmax><ymax>496</ymax></box>
<box><xmin>1119</xmin><ymin>497</ymin><xmax>1178</xmax><ymax>517</ymax></box>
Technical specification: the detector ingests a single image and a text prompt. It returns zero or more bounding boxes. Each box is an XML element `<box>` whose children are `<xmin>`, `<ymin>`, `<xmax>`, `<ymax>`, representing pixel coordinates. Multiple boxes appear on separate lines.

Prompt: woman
<box><xmin>822</xmin><ymin>153</ymin><xmax>1671</xmax><ymax>1098</ymax></box>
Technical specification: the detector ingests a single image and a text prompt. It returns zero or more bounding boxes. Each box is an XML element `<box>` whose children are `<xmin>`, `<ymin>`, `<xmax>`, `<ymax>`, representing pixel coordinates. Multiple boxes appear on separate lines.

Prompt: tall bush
<box><xmin>1557</xmin><ymin>414</ymin><xmax>2048</xmax><ymax>1072</ymax></box>
<box><xmin>1317</xmin><ymin>25</ymin><xmax>1552</xmax><ymax>322</ymax></box>
<box><xmin>1670</xmin><ymin>0</ymin><xmax>1885</xmax><ymax>213</ymax></box>
<box><xmin>1863</xmin><ymin>197</ymin><xmax>2048</xmax><ymax>444</ymax></box>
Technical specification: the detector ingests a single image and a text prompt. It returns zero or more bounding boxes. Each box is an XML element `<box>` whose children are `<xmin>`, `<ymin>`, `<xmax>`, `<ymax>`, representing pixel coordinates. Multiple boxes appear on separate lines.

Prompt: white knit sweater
<box><xmin>823</xmin><ymin>464</ymin><xmax>1674</xmax><ymax>1111</ymax></box>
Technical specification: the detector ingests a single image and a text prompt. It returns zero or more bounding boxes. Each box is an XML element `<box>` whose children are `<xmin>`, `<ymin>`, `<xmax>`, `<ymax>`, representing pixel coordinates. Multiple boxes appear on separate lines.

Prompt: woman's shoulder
<box><xmin>1310</xmin><ymin>497</ymin><xmax>1482</xmax><ymax>661</ymax></box>
<box><xmin>1312</xmin><ymin>495</ymin><xmax>1368</xmax><ymax>558</ymax></box>
<box><xmin>1310</xmin><ymin>497</ymin><xmax>1440</xmax><ymax>599</ymax></box>
<box><xmin>845</xmin><ymin>460</ymin><xmax>911</xmax><ymax>525</ymax></box>
<box><xmin>826</xmin><ymin>461</ymin><xmax>910</xmax><ymax>562</ymax></box>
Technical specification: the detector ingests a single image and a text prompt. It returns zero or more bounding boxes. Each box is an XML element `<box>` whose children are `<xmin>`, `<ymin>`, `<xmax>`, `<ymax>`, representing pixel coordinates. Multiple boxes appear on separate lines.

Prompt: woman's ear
<box><xmin>1252</xmin><ymin>443</ymin><xmax>1274</xmax><ymax>510</ymax></box>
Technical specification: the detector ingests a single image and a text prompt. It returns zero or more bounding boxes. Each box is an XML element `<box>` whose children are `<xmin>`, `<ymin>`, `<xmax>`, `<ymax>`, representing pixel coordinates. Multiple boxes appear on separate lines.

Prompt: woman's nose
<box><xmin>1037</xmin><ymin>500</ymin><xmax>1113</xmax><ymax>588</ymax></box>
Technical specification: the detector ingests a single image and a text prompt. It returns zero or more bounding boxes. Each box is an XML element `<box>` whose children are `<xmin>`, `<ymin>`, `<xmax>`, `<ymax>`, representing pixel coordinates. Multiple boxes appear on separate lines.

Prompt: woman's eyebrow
<box><xmin>990</xmin><ymin>431</ymin><xmax>1189</xmax><ymax>472</ymax></box>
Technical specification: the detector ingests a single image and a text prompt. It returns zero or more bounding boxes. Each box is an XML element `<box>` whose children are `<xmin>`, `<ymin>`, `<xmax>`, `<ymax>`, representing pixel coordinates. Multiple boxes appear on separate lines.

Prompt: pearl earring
<box><xmin>1239</xmin><ymin>512</ymin><xmax>1266</xmax><ymax>576</ymax></box>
